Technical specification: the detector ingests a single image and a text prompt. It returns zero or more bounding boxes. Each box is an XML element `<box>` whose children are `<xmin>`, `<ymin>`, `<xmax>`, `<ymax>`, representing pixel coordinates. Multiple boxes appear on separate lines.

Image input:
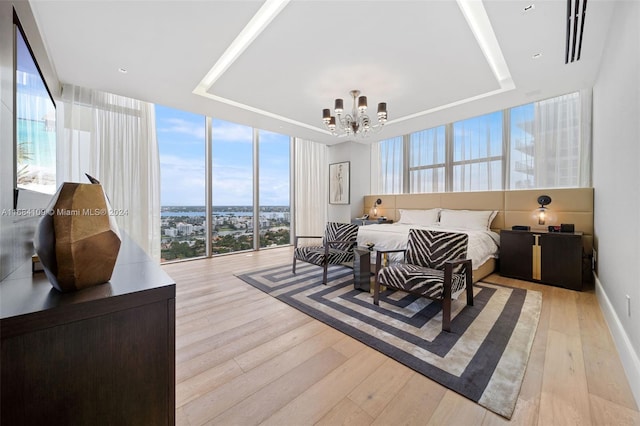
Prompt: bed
<box><xmin>355</xmin><ymin>208</ymin><xmax>500</xmax><ymax>283</ymax></box>
<box><xmin>356</xmin><ymin>188</ymin><xmax>595</xmax><ymax>283</ymax></box>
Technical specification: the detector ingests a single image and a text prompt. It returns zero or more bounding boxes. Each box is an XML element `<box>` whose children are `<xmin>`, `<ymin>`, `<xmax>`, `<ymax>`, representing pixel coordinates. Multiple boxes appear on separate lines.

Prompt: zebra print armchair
<box><xmin>373</xmin><ymin>229</ymin><xmax>473</xmax><ymax>332</ymax></box>
<box><xmin>292</xmin><ymin>222</ymin><xmax>359</xmax><ymax>285</ymax></box>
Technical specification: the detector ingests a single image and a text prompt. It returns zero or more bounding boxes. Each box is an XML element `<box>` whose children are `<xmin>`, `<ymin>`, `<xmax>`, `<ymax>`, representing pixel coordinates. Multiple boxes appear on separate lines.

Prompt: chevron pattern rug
<box><xmin>236</xmin><ymin>263</ymin><xmax>542</xmax><ymax>419</ymax></box>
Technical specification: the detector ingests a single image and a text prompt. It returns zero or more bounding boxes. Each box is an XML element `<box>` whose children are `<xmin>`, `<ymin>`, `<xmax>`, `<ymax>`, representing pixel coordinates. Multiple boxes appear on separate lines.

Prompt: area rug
<box><xmin>236</xmin><ymin>263</ymin><xmax>542</xmax><ymax>419</ymax></box>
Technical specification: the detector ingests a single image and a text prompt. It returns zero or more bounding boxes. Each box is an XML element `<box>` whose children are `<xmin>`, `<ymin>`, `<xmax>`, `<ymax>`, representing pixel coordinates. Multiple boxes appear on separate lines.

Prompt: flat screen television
<box><xmin>13</xmin><ymin>10</ymin><xmax>57</xmax><ymax>210</ymax></box>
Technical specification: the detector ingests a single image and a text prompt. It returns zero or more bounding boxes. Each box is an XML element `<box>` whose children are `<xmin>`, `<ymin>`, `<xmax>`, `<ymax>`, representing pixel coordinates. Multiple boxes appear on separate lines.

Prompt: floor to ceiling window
<box><xmin>156</xmin><ymin>104</ymin><xmax>295</xmax><ymax>261</ymax></box>
<box><xmin>156</xmin><ymin>105</ymin><xmax>206</xmax><ymax>261</ymax></box>
<box><xmin>211</xmin><ymin>119</ymin><xmax>254</xmax><ymax>254</ymax></box>
<box><xmin>258</xmin><ymin>130</ymin><xmax>290</xmax><ymax>248</ymax></box>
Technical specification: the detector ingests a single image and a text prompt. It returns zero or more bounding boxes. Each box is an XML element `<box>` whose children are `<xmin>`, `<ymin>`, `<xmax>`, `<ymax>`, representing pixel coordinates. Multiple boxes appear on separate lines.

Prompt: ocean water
<box><xmin>17</xmin><ymin>117</ymin><xmax>56</xmax><ymax>169</ymax></box>
<box><xmin>16</xmin><ymin>117</ymin><xmax>56</xmax><ymax>191</ymax></box>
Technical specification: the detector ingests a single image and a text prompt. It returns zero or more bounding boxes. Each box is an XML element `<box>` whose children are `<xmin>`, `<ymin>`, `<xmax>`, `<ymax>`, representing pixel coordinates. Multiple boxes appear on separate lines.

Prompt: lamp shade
<box><xmin>535</xmin><ymin>207</ymin><xmax>549</xmax><ymax>225</ymax></box>
<box><xmin>532</xmin><ymin>195</ymin><xmax>555</xmax><ymax>226</ymax></box>
<box><xmin>373</xmin><ymin>198</ymin><xmax>382</xmax><ymax>217</ymax></box>
<box><xmin>358</xmin><ymin>96</ymin><xmax>367</xmax><ymax>110</ymax></box>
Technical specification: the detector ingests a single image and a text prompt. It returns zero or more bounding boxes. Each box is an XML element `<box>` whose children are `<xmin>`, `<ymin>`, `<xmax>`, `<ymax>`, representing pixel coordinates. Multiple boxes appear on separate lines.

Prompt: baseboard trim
<box><xmin>595</xmin><ymin>273</ymin><xmax>640</xmax><ymax>408</ymax></box>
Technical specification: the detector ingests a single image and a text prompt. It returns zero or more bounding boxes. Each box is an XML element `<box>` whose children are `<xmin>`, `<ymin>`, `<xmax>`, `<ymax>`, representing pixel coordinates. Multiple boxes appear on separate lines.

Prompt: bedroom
<box><xmin>1</xmin><ymin>0</ymin><xmax>639</xmax><ymax>424</ymax></box>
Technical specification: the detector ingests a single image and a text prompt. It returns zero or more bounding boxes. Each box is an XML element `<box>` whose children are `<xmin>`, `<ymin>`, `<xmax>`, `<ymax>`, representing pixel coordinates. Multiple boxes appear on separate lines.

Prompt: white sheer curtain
<box><xmin>294</xmin><ymin>138</ymin><xmax>327</xmax><ymax>240</ymax></box>
<box><xmin>409</xmin><ymin>128</ymin><xmax>446</xmax><ymax>193</ymax></box>
<box><xmin>370</xmin><ymin>141</ymin><xmax>381</xmax><ymax>194</ymax></box>
<box><xmin>373</xmin><ymin>135</ymin><xmax>404</xmax><ymax>194</ymax></box>
<box><xmin>579</xmin><ymin>88</ymin><xmax>592</xmax><ymax>187</ymax></box>
<box><xmin>374</xmin><ymin>91</ymin><xmax>592</xmax><ymax>193</ymax></box>
<box><xmin>58</xmin><ymin>84</ymin><xmax>160</xmax><ymax>261</ymax></box>
<box><xmin>451</xmin><ymin>112</ymin><xmax>503</xmax><ymax>192</ymax></box>
<box><xmin>533</xmin><ymin>90</ymin><xmax>590</xmax><ymax>188</ymax></box>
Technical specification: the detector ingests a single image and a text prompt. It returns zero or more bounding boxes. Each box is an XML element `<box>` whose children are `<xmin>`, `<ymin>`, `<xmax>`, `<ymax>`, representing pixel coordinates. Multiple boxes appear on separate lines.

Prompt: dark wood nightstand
<box><xmin>500</xmin><ymin>229</ymin><xmax>584</xmax><ymax>291</ymax></box>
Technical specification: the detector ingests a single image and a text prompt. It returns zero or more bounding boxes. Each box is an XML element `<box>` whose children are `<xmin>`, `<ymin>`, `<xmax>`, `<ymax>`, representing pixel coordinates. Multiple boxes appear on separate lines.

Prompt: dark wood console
<box><xmin>500</xmin><ymin>229</ymin><xmax>583</xmax><ymax>291</ymax></box>
<box><xmin>0</xmin><ymin>236</ymin><xmax>176</xmax><ymax>425</ymax></box>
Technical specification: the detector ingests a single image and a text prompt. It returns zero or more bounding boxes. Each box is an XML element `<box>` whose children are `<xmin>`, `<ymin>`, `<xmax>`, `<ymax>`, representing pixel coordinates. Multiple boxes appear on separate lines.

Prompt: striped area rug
<box><xmin>236</xmin><ymin>263</ymin><xmax>542</xmax><ymax>419</ymax></box>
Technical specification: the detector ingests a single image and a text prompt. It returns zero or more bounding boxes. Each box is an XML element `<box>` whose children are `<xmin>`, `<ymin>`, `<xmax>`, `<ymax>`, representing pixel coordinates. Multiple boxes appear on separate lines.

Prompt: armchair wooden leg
<box><xmin>322</xmin><ymin>264</ymin><xmax>328</xmax><ymax>285</ymax></box>
<box><xmin>373</xmin><ymin>277</ymin><xmax>380</xmax><ymax>305</ymax></box>
<box><xmin>442</xmin><ymin>297</ymin><xmax>451</xmax><ymax>332</ymax></box>
<box><xmin>442</xmin><ymin>278</ymin><xmax>452</xmax><ymax>333</ymax></box>
<box><xmin>466</xmin><ymin>274</ymin><xmax>473</xmax><ymax>307</ymax></box>
<box><xmin>292</xmin><ymin>257</ymin><xmax>296</xmax><ymax>274</ymax></box>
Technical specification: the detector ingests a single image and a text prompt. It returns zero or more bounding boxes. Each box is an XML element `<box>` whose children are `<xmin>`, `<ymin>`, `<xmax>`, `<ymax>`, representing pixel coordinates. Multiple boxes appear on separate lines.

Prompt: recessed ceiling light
<box><xmin>532</xmin><ymin>53</ymin><xmax>542</xmax><ymax>59</ymax></box>
<box><xmin>524</xmin><ymin>4</ymin><xmax>535</xmax><ymax>12</ymax></box>
<box><xmin>118</xmin><ymin>68</ymin><xmax>128</xmax><ymax>74</ymax></box>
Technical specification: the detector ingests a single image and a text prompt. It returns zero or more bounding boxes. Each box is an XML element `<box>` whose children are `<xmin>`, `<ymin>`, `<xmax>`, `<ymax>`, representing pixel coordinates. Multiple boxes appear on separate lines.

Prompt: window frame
<box><xmin>158</xmin><ymin>107</ymin><xmax>293</xmax><ymax>263</ymax></box>
<box><xmin>379</xmin><ymin>91</ymin><xmax>586</xmax><ymax>194</ymax></box>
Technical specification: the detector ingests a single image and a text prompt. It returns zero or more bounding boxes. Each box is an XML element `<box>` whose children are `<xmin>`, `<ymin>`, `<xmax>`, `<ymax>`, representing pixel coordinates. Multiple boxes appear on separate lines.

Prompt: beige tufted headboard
<box><xmin>363</xmin><ymin>188</ymin><xmax>594</xmax><ymax>253</ymax></box>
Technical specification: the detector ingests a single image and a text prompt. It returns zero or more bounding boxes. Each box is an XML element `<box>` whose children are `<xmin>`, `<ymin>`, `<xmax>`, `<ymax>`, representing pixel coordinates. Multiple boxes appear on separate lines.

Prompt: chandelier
<box><xmin>322</xmin><ymin>90</ymin><xmax>387</xmax><ymax>137</ymax></box>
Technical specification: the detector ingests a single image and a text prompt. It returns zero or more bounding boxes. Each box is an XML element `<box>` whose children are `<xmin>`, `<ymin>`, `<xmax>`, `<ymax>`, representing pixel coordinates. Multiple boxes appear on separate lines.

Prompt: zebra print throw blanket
<box><xmin>236</xmin><ymin>263</ymin><xmax>541</xmax><ymax>419</ymax></box>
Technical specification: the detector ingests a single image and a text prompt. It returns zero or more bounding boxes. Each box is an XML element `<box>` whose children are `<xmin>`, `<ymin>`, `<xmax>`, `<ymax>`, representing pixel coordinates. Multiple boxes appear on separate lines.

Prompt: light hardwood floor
<box><xmin>163</xmin><ymin>247</ymin><xmax>640</xmax><ymax>426</ymax></box>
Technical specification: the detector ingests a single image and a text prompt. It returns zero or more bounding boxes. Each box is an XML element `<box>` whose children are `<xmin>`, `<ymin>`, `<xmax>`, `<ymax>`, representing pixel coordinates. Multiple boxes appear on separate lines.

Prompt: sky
<box><xmin>155</xmin><ymin>105</ymin><xmax>290</xmax><ymax>207</ymax></box>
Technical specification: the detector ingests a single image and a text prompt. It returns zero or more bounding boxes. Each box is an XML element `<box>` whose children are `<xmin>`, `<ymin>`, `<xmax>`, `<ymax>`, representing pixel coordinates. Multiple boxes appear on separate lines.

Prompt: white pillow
<box><xmin>397</xmin><ymin>208</ymin><xmax>440</xmax><ymax>226</ymax></box>
<box><xmin>439</xmin><ymin>209</ymin><xmax>497</xmax><ymax>231</ymax></box>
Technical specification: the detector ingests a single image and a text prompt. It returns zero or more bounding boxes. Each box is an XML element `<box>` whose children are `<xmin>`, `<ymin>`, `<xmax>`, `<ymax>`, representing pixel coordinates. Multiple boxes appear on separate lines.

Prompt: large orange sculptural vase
<box><xmin>34</xmin><ymin>182</ymin><xmax>122</xmax><ymax>292</ymax></box>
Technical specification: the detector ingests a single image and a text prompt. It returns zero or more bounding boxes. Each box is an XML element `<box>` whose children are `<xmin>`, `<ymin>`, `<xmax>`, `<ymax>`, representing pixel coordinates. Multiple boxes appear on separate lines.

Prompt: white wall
<box><xmin>592</xmin><ymin>0</ymin><xmax>640</xmax><ymax>405</ymax></box>
<box><xmin>327</xmin><ymin>141</ymin><xmax>371</xmax><ymax>223</ymax></box>
<box><xmin>0</xmin><ymin>2</ymin><xmax>60</xmax><ymax>280</ymax></box>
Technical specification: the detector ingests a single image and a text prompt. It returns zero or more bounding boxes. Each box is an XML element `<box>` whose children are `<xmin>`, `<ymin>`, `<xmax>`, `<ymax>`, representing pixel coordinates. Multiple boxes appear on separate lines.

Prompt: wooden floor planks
<box><xmin>163</xmin><ymin>247</ymin><xmax>640</xmax><ymax>426</ymax></box>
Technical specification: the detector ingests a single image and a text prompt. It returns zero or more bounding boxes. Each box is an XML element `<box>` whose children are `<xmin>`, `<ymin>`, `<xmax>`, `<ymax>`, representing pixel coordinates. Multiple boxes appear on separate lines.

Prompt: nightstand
<box><xmin>500</xmin><ymin>229</ymin><xmax>583</xmax><ymax>291</ymax></box>
<box><xmin>351</xmin><ymin>219</ymin><xmax>394</xmax><ymax>226</ymax></box>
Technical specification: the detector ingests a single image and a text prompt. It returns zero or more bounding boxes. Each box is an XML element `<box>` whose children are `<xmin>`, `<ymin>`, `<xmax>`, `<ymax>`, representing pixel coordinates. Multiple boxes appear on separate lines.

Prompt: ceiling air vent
<box><xmin>565</xmin><ymin>0</ymin><xmax>587</xmax><ymax>64</ymax></box>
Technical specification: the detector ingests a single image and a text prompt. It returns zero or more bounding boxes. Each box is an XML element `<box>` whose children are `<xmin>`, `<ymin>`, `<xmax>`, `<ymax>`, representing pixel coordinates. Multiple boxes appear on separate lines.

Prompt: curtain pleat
<box><xmin>58</xmin><ymin>84</ymin><xmax>161</xmax><ymax>262</ymax></box>
<box><xmin>294</xmin><ymin>138</ymin><xmax>327</xmax><ymax>241</ymax></box>
<box><xmin>579</xmin><ymin>88</ymin><xmax>593</xmax><ymax>187</ymax></box>
<box><xmin>376</xmin><ymin>136</ymin><xmax>403</xmax><ymax>194</ymax></box>
<box><xmin>534</xmin><ymin>91</ymin><xmax>583</xmax><ymax>188</ymax></box>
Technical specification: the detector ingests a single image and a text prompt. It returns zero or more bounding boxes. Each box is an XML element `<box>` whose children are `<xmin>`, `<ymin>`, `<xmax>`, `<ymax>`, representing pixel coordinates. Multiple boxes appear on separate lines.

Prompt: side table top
<box><xmin>351</xmin><ymin>219</ymin><xmax>394</xmax><ymax>226</ymax></box>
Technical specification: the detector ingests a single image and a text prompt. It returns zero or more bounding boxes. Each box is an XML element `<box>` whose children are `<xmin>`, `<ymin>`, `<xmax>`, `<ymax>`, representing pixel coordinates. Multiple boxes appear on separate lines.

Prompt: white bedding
<box><xmin>356</xmin><ymin>223</ymin><xmax>500</xmax><ymax>270</ymax></box>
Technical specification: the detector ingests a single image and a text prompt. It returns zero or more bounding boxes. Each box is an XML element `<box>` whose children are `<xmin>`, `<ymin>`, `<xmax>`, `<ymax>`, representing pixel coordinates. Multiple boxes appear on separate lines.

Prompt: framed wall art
<box><xmin>329</xmin><ymin>161</ymin><xmax>350</xmax><ymax>205</ymax></box>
